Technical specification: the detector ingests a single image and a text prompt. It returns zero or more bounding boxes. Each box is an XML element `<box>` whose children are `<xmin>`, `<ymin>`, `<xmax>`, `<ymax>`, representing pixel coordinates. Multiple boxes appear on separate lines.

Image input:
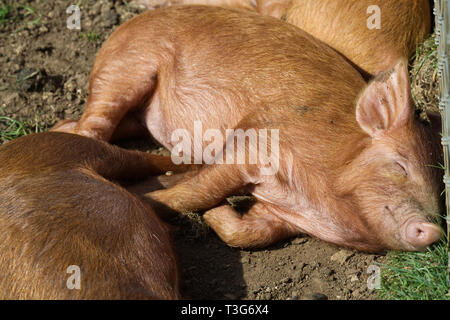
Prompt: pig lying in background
<box><xmin>129</xmin><ymin>0</ymin><xmax>431</xmax><ymax>76</ymax></box>
<box><xmin>285</xmin><ymin>0</ymin><xmax>431</xmax><ymax>76</ymax></box>
<box><xmin>0</xmin><ymin>132</ymin><xmax>183</xmax><ymax>299</ymax></box>
<box><xmin>53</xmin><ymin>6</ymin><xmax>443</xmax><ymax>252</ymax></box>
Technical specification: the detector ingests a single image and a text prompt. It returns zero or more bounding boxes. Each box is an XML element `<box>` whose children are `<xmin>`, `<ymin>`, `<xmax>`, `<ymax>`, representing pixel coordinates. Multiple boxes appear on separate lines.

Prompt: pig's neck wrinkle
<box><xmin>252</xmin><ymin>159</ymin><xmax>377</xmax><ymax>249</ymax></box>
<box><xmin>264</xmin><ymin>199</ymin><xmax>373</xmax><ymax>249</ymax></box>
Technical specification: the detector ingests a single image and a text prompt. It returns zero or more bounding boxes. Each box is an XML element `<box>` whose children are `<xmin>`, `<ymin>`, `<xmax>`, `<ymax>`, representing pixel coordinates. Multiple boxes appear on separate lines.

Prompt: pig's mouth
<box><xmin>400</xmin><ymin>218</ymin><xmax>441</xmax><ymax>251</ymax></box>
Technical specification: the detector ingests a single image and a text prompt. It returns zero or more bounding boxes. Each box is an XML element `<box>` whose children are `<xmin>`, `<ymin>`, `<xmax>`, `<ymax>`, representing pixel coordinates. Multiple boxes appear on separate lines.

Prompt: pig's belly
<box><xmin>142</xmin><ymin>92</ymin><xmax>173</xmax><ymax>150</ymax></box>
<box><xmin>142</xmin><ymin>88</ymin><xmax>249</xmax><ymax>151</ymax></box>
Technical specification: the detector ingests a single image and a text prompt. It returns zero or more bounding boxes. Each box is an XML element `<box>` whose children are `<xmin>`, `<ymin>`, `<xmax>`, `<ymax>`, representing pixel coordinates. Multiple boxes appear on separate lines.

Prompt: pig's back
<box><xmin>96</xmin><ymin>6</ymin><xmax>366</xmax><ymax>145</ymax></box>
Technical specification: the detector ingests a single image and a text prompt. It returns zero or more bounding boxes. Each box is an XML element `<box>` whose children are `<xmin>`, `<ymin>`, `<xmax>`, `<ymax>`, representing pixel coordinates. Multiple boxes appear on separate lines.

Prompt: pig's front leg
<box><xmin>144</xmin><ymin>164</ymin><xmax>250</xmax><ymax>218</ymax></box>
<box><xmin>204</xmin><ymin>202</ymin><xmax>298</xmax><ymax>248</ymax></box>
<box><xmin>127</xmin><ymin>169</ymin><xmax>202</xmax><ymax>195</ymax></box>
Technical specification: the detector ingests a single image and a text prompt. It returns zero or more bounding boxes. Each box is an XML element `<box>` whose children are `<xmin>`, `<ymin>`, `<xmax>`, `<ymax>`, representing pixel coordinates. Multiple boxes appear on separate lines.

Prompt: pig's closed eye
<box><xmin>394</xmin><ymin>162</ymin><xmax>408</xmax><ymax>176</ymax></box>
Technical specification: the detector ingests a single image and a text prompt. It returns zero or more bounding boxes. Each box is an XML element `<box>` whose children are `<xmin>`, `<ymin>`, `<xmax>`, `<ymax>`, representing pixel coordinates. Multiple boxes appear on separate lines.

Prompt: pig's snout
<box><xmin>404</xmin><ymin>220</ymin><xmax>441</xmax><ymax>251</ymax></box>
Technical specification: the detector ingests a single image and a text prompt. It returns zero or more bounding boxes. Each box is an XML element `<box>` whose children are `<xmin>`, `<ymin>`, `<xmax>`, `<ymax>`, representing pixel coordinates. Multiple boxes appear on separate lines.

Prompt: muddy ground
<box><xmin>0</xmin><ymin>0</ymin><xmax>439</xmax><ymax>300</ymax></box>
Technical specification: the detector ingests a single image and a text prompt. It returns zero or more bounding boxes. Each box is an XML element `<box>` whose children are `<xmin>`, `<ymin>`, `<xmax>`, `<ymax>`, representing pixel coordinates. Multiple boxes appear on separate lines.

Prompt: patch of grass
<box><xmin>0</xmin><ymin>1</ymin><xmax>41</xmax><ymax>27</ymax></box>
<box><xmin>377</xmin><ymin>238</ymin><xmax>448</xmax><ymax>300</ymax></box>
<box><xmin>0</xmin><ymin>0</ymin><xmax>12</xmax><ymax>24</ymax></box>
<box><xmin>17</xmin><ymin>3</ymin><xmax>41</xmax><ymax>26</ymax></box>
<box><xmin>0</xmin><ymin>115</ymin><xmax>30</xmax><ymax>143</ymax></box>
<box><xmin>81</xmin><ymin>31</ymin><xmax>101</xmax><ymax>42</ymax></box>
<box><xmin>0</xmin><ymin>108</ymin><xmax>43</xmax><ymax>144</ymax></box>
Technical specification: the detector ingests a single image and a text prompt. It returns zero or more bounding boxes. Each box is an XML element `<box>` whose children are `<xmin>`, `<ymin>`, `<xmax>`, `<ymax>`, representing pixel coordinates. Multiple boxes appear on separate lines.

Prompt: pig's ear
<box><xmin>356</xmin><ymin>59</ymin><xmax>413</xmax><ymax>137</ymax></box>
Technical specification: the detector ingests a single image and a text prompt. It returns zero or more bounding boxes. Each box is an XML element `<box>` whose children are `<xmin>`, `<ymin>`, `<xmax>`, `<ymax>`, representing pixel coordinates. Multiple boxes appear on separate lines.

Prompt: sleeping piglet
<box><xmin>52</xmin><ymin>6</ymin><xmax>443</xmax><ymax>252</ymax></box>
<box><xmin>284</xmin><ymin>0</ymin><xmax>431</xmax><ymax>76</ymax></box>
<box><xmin>0</xmin><ymin>132</ymin><xmax>187</xmax><ymax>299</ymax></box>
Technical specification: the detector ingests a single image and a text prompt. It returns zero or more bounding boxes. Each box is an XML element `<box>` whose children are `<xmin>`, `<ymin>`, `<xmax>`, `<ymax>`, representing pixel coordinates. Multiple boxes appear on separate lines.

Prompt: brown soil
<box><xmin>1</xmin><ymin>0</ymin><xmax>436</xmax><ymax>300</ymax></box>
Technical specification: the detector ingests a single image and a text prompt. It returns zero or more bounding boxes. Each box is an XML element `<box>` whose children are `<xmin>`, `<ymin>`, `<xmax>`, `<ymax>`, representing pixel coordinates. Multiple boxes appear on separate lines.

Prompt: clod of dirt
<box><xmin>291</xmin><ymin>237</ymin><xmax>309</xmax><ymax>245</ymax></box>
<box><xmin>227</xmin><ymin>195</ymin><xmax>256</xmax><ymax>213</ymax></box>
<box><xmin>16</xmin><ymin>68</ymin><xmax>39</xmax><ymax>91</ymax></box>
<box><xmin>330</xmin><ymin>250</ymin><xmax>355</xmax><ymax>265</ymax></box>
<box><xmin>170</xmin><ymin>211</ymin><xmax>211</xmax><ymax>242</ymax></box>
<box><xmin>300</xmin><ymin>292</ymin><xmax>328</xmax><ymax>300</ymax></box>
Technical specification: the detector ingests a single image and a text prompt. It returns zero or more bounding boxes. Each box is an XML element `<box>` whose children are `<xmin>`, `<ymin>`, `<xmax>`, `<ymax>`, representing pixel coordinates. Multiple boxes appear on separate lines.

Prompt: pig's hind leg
<box><xmin>143</xmin><ymin>163</ymin><xmax>299</xmax><ymax>248</ymax></box>
<box><xmin>52</xmin><ymin>51</ymin><xmax>158</xmax><ymax>142</ymax></box>
<box><xmin>203</xmin><ymin>202</ymin><xmax>298</xmax><ymax>248</ymax></box>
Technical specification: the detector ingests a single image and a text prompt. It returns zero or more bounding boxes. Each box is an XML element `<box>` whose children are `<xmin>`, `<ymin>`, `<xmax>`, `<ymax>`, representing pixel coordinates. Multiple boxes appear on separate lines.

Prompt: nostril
<box><xmin>415</xmin><ymin>226</ymin><xmax>427</xmax><ymax>240</ymax></box>
<box><xmin>405</xmin><ymin>221</ymin><xmax>441</xmax><ymax>250</ymax></box>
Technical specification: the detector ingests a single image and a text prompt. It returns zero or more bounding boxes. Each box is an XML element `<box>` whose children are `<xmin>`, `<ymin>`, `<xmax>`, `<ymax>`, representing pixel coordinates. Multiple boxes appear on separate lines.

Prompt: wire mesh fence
<box><xmin>433</xmin><ymin>1</ymin><xmax>450</xmax><ymax>291</ymax></box>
